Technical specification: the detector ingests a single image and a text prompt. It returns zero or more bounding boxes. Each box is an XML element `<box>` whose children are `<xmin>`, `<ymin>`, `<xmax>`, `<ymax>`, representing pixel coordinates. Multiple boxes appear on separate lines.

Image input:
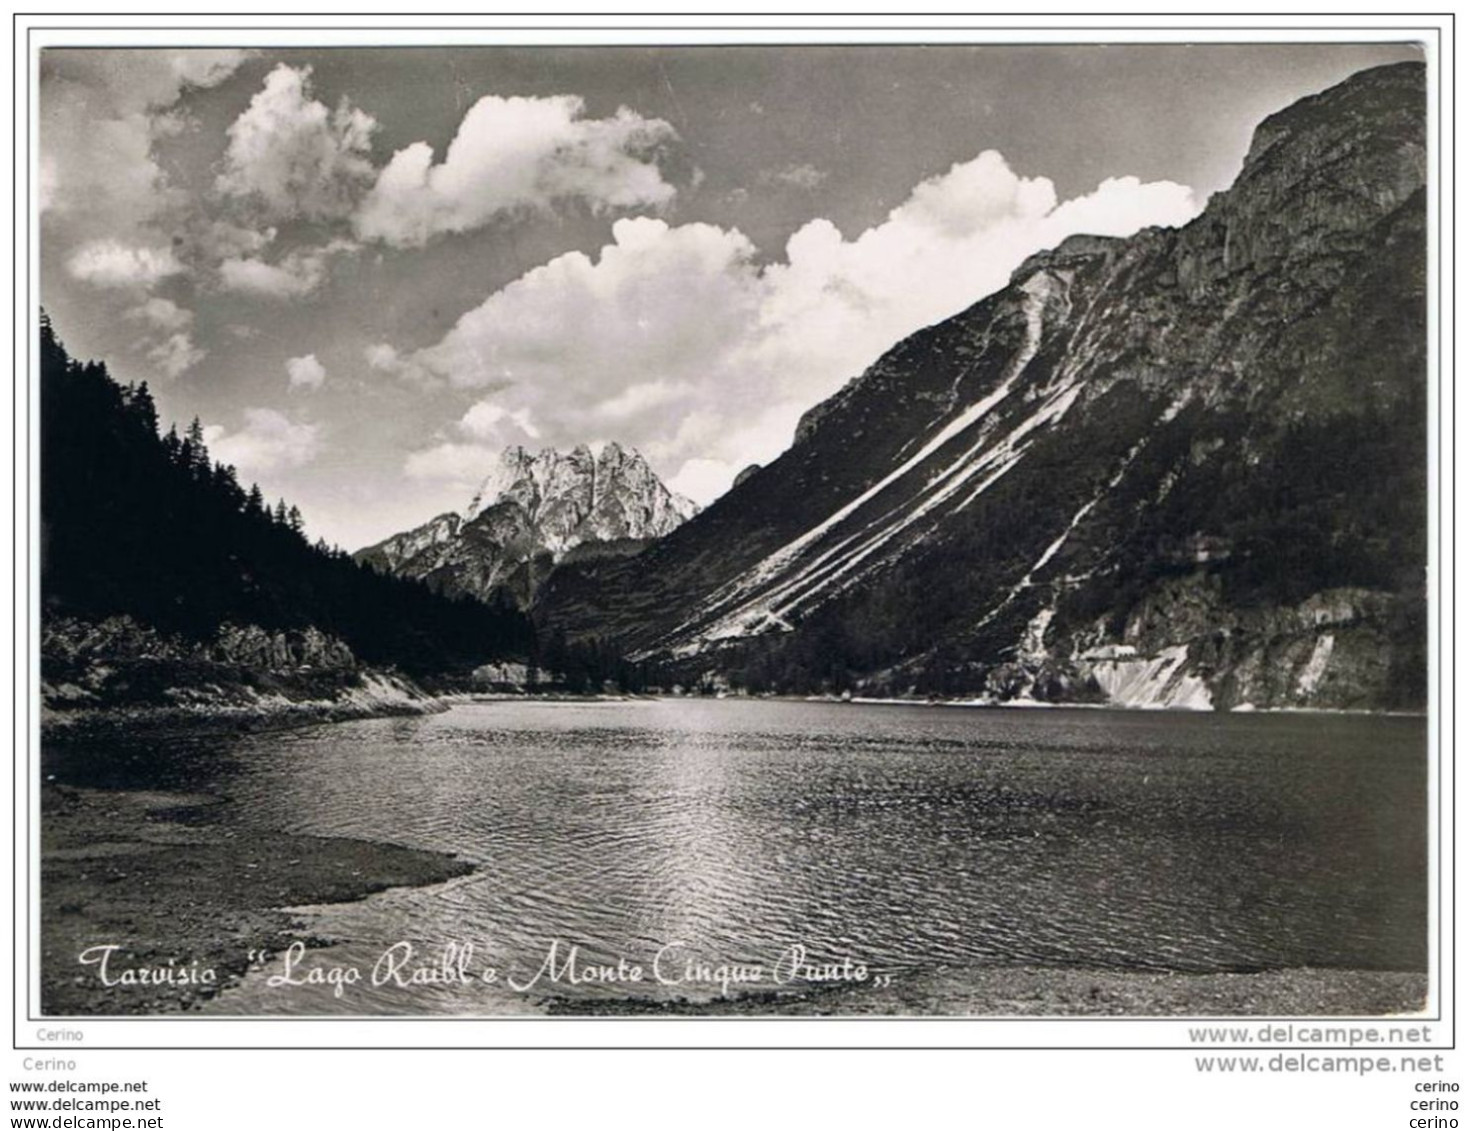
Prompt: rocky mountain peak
<box><xmin>1175</xmin><ymin>60</ymin><xmax>1425</xmax><ymax>294</ymax></box>
<box><xmin>358</xmin><ymin>443</ymin><xmax>697</xmax><ymax>609</ymax></box>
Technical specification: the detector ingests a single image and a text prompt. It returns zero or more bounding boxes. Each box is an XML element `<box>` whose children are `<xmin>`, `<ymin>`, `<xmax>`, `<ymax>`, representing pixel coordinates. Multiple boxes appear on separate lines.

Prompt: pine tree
<box><xmin>132</xmin><ymin>381</ymin><xmax>158</xmax><ymax>436</ymax></box>
<box><xmin>185</xmin><ymin>417</ymin><xmax>209</xmax><ymax>476</ymax></box>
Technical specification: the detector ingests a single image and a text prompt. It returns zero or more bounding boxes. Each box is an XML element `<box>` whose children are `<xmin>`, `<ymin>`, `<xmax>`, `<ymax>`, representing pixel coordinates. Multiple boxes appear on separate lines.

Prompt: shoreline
<box><xmin>545</xmin><ymin>966</ymin><xmax>1429</xmax><ymax>1018</ymax></box>
<box><xmin>41</xmin><ymin>669</ymin><xmax>446</xmax><ymax>745</ymax></box>
<box><xmin>41</xmin><ymin>686</ymin><xmax>1427</xmax><ymax>745</ymax></box>
<box><xmin>40</xmin><ymin>783</ymin><xmax>473</xmax><ymax>1016</ymax></box>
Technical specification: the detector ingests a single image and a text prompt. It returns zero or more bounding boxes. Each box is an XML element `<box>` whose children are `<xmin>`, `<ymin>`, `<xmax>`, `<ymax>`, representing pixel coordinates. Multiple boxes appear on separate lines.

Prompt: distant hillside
<box><xmin>40</xmin><ymin>315</ymin><xmax>533</xmax><ymax>678</ymax></box>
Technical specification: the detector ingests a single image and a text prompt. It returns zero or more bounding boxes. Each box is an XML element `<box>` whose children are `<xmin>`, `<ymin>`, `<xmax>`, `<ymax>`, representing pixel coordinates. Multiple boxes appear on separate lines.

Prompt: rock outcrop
<box><xmin>41</xmin><ymin>615</ymin><xmax>437</xmax><ymax>735</ymax></box>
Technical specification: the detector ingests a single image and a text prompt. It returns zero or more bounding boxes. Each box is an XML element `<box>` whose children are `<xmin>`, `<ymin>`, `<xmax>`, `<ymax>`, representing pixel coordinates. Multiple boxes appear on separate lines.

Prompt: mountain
<box><xmin>538</xmin><ymin>62</ymin><xmax>1427</xmax><ymax>711</ymax></box>
<box><xmin>39</xmin><ymin>317</ymin><xmax>533</xmax><ymax>683</ymax></box>
<box><xmin>356</xmin><ymin>442</ymin><xmax>697</xmax><ymax>608</ymax></box>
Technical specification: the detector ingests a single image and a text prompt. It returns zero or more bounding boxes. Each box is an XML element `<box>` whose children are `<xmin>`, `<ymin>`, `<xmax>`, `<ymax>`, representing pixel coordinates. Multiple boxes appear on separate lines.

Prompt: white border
<box><xmin>10</xmin><ymin>12</ymin><xmax>1453</xmax><ymax>1052</ymax></box>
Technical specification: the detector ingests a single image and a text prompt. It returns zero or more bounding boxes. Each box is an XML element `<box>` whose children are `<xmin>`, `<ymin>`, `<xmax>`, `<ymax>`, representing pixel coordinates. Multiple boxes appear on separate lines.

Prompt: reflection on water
<box><xmin>48</xmin><ymin>700</ymin><xmax>1427</xmax><ymax>1014</ymax></box>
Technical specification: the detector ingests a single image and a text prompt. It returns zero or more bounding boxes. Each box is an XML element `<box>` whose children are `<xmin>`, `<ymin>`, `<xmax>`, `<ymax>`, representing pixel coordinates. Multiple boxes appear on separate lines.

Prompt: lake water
<box><xmin>50</xmin><ymin>700</ymin><xmax>1428</xmax><ymax>1014</ymax></box>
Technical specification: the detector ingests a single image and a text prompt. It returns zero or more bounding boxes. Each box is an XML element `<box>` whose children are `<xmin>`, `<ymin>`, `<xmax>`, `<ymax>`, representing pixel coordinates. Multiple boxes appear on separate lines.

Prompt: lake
<box><xmin>47</xmin><ymin>700</ymin><xmax>1428</xmax><ymax>1014</ymax></box>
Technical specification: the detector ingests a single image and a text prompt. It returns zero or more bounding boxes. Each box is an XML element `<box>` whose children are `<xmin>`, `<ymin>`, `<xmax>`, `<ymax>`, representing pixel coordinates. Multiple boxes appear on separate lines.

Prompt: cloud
<box><xmin>129</xmin><ymin>296</ymin><xmax>194</xmax><ymax>332</ymax></box>
<box><xmin>203</xmin><ymin>408</ymin><xmax>319</xmax><ymax>473</ymax></box>
<box><xmin>40</xmin><ymin>50</ymin><xmax>250</xmax><ymax>266</ymax></box>
<box><xmin>403</xmin><ymin>442</ymin><xmax>498</xmax><ymax>485</ymax></box>
<box><xmin>363</xmin><ymin>341</ymin><xmax>439</xmax><ymax>387</ymax></box>
<box><xmin>218</xmin><ymin>251</ymin><xmax>319</xmax><ymax>298</ymax></box>
<box><xmin>41</xmin><ymin>51</ymin><xmax>252</xmax><ymax>387</ymax></box>
<box><xmin>196</xmin><ymin>219</ymin><xmax>276</xmax><ymax>261</ymax></box>
<box><xmin>218</xmin><ymin>255</ymin><xmax>321</xmax><ymax>298</ymax></box>
<box><xmin>216</xmin><ymin>238</ymin><xmax>356</xmax><ymax>299</ymax></box>
<box><xmin>403</xmin><ymin>402</ymin><xmax>547</xmax><ymax>489</ymax></box>
<box><xmin>762</xmin><ymin>163</ymin><xmax>828</xmax><ymax>190</ymax></box>
<box><xmin>286</xmin><ymin>353</ymin><xmax>326</xmax><ymax>391</ymax></box>
<box><xmin>666</xmin><ymin>457</ymin><xmax>745</xmax><ymax>503</ymax></box>
<box><xmin>145</xmin><ymin>331</ymin><xmax>206</xmax><ymax>379</ymax></box>
<box><xmin>216</xmin><ymin>63</ymin><xmax>376</xmax><ymax>222</ymax></box>
<box><xmin>364</xmin><ymin>342</ymin><xmax>401</xmax><ymax>370</ymax></box>
<box><xmin>43</xmin><ymin>50</ymin><xmax>252</xmax><ymax>117</ymax></box>
<box><xmin>355</xmin><ymin>95</ymin><xmax>676</xmax><ymax>247</ymax></box>
<box><xmin>409</xmin><ymin>216</ymin><xmax>760</xmax><ymax>393</ymax></box>
<box><xmin>384</xmin><ymin>151</ymin><xmax>1198</xmax><ymax>505</ymax></box>
<box><xmin>459</xmin><ymin>400</ymin><xmax>540</xmax><ymax>440</ymax></box>
<box><xmin>66</xmin><ymin>239</ymin><xmax>183</xmax><ymax>289</ymax></box>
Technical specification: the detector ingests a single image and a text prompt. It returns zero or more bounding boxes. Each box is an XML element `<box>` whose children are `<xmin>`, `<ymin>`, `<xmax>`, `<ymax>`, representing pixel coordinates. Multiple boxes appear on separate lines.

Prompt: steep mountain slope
<box><xmin>357</xmin><ymin>442</ymin><xmax>696</xmax><ymax>607</ymax></box>
<box><xmin>539</xmin><ymin>62</ymin><xmax>1427</xmax><ymax>710</ymax></box>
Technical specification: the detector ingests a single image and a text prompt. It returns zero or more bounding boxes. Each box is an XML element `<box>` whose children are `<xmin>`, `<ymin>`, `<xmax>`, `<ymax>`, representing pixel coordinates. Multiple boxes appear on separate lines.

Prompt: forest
<box><xmin>40</xmin><ymin>313</ymin><xmax>533</xmax><ymax>677</ymax></box>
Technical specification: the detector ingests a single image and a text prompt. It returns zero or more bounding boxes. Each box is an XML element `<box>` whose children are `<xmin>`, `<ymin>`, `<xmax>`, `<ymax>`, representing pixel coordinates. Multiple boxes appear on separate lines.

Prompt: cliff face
<box><xmin>538</xmin><ymin>62</ymin><xmax>1427</xmax><ymax>710</ymax></box>
<box><xmin>357</xmin><ymin>442</ymin><xmax>696</xmax><ymax>608</ymax></box>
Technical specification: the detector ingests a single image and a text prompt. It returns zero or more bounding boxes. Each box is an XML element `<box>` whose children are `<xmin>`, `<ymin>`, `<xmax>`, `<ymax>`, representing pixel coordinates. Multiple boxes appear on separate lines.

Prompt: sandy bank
<box><xmin>40</xmin><ymin>783</ymin><xmax>473</xmax><ymax>1016</ymax></box>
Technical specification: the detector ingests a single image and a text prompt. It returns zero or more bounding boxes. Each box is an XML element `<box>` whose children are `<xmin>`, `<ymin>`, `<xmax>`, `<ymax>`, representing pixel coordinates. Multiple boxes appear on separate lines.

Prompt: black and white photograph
<box><xmin>30</xmin><ymin>29</ymin><xmax>1435</xmax><ymax>1031</ymax></box>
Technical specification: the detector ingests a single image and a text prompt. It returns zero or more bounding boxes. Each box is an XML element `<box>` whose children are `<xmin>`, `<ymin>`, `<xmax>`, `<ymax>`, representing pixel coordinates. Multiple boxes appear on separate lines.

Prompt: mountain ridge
<box><xmin>357</xmin><ymin>441</ymin><xmax>697</xmax><ymax>608</ymax></box>
<box><xmin>537</xmin><ymin>61</ymin><xmax>1427</xmax><ymax>710</ymax></box>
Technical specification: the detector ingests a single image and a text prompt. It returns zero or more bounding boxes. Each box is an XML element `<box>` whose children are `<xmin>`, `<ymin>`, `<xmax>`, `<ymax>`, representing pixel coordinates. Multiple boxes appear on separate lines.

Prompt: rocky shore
<box><xmin>41</xmin><ymin>614</ymin><xmax>447</xmax><ymax>744</ymax></box>
<box><xmin>40</xmin><ymin>783</ymin><xmax>473</xmax><ymax>1015</ymax></box>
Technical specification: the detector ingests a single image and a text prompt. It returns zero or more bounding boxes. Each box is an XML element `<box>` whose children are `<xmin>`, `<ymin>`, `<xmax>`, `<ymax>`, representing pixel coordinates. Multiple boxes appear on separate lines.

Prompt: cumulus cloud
<box><xmin>203</xmin><ymin>408</ymin><xmax>319</xmax><ymax>473</ymax></box>
<box><xmin>389</xmin><ymin>151</ymin><xmax>1198</xmax><ymax>503</ymax></box>
<box><xmin>411</xmin><ymin>216</ymin><xmax>760</xmax><ymax>393</ymax></box>
<box><xmin>355</xmin><ymin>95</ymin><xmax>676</xmax><ymax>247</ymax></box>
<box><xmin>216</xmin><ymin>63</ymin><xmax>376</xmax><ymax>222</ymax></box>
<box><xmin>66</xmin><ymin>239</ymin><xmax>183</xmax><ymax>289</ymax></box>
<box><xmin>286</xmin><ymin>353</ymin><xmax>326</xmax><ymax>391</ymax></box>
<box><xmin>216</xmin><ymin>238</ymin><xmax>356</xmax><ymax>299</ymax></box>
<box><xmin>218</xmin><ymin>255</ymin><xmax>320</xmax><ymax>298</ymax></box>
<box><xmin>363</xmin><ymin>341</ymin><xmax>439</xmax><ymax>387</ymax></box>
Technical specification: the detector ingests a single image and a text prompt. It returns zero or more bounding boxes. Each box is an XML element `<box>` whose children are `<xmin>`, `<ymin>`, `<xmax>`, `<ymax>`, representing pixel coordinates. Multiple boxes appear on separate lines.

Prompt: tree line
<box><xmin>40</xmin><ymin>312</ymin><xmax>533</xmax><ymax>676</ymax></box>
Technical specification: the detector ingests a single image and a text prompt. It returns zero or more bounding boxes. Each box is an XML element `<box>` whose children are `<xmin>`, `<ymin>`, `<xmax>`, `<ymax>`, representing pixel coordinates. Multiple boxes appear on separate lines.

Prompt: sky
<box><xmin>38</xmin><ymin>42</ymin><xmax>1421</xmax><ymax>551</ymax></box>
